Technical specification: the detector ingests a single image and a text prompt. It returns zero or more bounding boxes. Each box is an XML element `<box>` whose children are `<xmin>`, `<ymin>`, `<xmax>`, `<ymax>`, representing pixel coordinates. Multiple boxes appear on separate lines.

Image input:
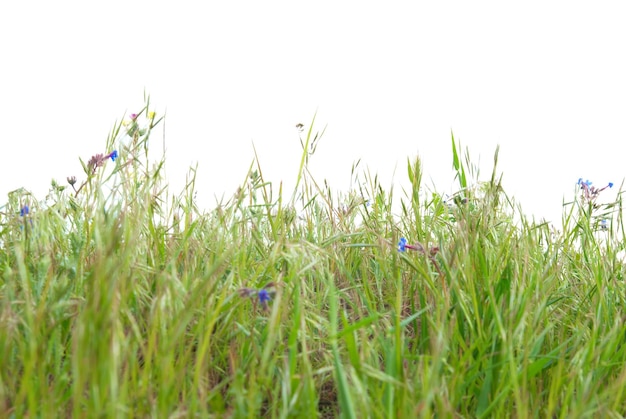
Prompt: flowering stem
<box><xmin>404</xmin><ymin>244</ymin><xmax>421</xmax><ymax>251</ymax></box>
<box><xmin>398</xmin><ymin>238</ymin><xmax>447</xmax><ymax>296</ymax></box>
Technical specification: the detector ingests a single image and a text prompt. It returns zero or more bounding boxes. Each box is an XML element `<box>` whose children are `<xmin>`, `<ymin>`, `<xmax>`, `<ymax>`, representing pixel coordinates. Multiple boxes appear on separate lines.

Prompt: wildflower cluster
<box><xmin>578</xmin><ymin>178</ymin><xmax>613</xmax><ymax>205</ymax></box>
<box><xmin>577</xmin><ymin>178</ymin><xmax>614</xmax><ymax>231</ymax></box>
<box><xmin>397</xmin><ymin>237</ymin><xmax>439</xmax><ymax>257</ymax></box>
<box><xmin>238</xmin><ymin>282</ymin><xmax>277</xmax><ymax>310</ymax></box>
<box><xmin>397</xmin><ymin>237</ymin><xmax>445</xmax><ymax>292</ymax></box>
<box><xmin>63</xmin><ymin>110</ymin><xmax>157</xmax><ymax>198</ymax></box>
<box><xmin>123</xmin><ymin>110</ymin><xmax>157</xmax><ymax>139</ymax></box>
<box><xmin>17</xmin><ymin>203</ymin><xmax>34</xmax><ymax>230</ymax></box>
<box><xmin>68</xmin><ymin>149</ymin><xmax>118</xmax><ymax>197</ymax></box>
<box><xmin>86</xmin><ymin>150</ymin><xmax>118</xmax><ymax>174</ymax></box>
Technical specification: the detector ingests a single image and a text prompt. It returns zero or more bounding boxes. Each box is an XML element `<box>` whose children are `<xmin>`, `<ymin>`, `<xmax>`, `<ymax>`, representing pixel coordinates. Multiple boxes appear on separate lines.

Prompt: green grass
<box><xmin>2</xmin><ymin>98</ymin><xmax>626</xmax><ymax>418</ymax></box>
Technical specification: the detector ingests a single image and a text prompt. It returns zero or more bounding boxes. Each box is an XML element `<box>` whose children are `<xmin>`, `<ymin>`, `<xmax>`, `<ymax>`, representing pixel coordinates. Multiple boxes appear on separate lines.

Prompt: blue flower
<box><xmin>20</xmin><ymin>205</ymin><xmax>29</xmax><ymax>217</ymax></box>
<box><xmin>578</xmin><ymin>178</ymin><xmax>592</xmax><ymax>187</ymax></box>
<box><xmin>609</xmin><ymin>182</ymin><xmax>614</xmax><ymax>188</ymax></box>
<box><xmin>398</xmin><ymin>237</ymin><xmax>407</xmax><ymax>252</ymax></box>
<box><xmin>109</xmin><ymin>150</ymin><xmax>118</xmax><ymax>162</ymax></box>
<box><xmin>258</xmin><ymin>289</ymin><xmax>271</xmax><ymax>304</ymax></box>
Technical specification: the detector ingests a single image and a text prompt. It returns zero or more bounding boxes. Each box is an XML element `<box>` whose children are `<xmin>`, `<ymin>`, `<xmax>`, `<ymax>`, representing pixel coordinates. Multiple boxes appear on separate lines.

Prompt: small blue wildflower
<box><xmin>19</xmin><ymin>205</ymin><xmax>33</xmax><ymax>230</ymax></box>
<box><xmin>109</xmin><ymin>150</ymin><xmax>118</xmax><ymax>162</ymax></box>
<box><xmin>609</xmin><ymin>182</ymin><xmax>614</xmax><ymax>188</ymax></box>
<box><xmin>398</xmin><ymin>237</ymin><xmax>407</xmax><ymax>252</ymax></box>
<box><xmin>578</xmin><ymin>178</ymin><xmax>592</xmax><ymax>187</ymax></box>
<box><xmin>258</xmin><ymin>289</ymin><xmax>271</xmax><ymax>304</ymax></box>
<box><xmin>601</xmin><ymin>219</ymin><xmax>608</xmax><ymax>230</ymax></box>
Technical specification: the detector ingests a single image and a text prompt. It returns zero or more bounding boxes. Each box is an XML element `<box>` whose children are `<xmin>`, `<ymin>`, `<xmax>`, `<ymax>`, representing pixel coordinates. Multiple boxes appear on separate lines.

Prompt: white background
<box><xmin>2</xmin><ymin>2</ymin><xmax>625</xmax><ymax>224</ymax></box>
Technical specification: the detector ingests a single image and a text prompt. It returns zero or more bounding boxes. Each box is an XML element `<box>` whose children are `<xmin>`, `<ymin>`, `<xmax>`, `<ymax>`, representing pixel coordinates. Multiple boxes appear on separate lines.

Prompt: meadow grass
<box><xmin>2</xmin><ymin>100</ymin><xmax>626</xmax><ymax>418</ymax></box>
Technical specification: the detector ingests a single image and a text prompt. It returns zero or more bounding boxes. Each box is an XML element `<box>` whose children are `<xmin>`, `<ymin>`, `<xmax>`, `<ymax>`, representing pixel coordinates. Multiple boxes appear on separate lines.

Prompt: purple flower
<box><xmin>129</xmin><ymin>113</ymin><xmax>138</xmax><ymax>120</ymax></box>
<box><xmin>87</xmin><ymin>153</ymin><xmax>106</xmax><ymax>171</ymax></box>
<box><xmin>239</xmin><ymin>283</ymin><xmax>277</xmax><ymax>310</ymax></box>
<box><xmin>398</xmin><ymin>237</ymin><xmax>407</xmax><ymax>252</ymax></box>
<box><xmin>577</xmin><ymin>177</ymin><xmax>614</xmax><ymax>204</ymax></box>
<box><xmin>19</xmin><ymin>205</ymin><xmax>33</xmax><ymax>230</ymax></box>
<box><xmin>258</xmin><ymin>289</ymin><xmax>271</xmax><ymax>304</ymax></box>
<box><xmin>108</xmin><ymin>150</ymin><xmax>118</xmax><ymax>162</ymax></box>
